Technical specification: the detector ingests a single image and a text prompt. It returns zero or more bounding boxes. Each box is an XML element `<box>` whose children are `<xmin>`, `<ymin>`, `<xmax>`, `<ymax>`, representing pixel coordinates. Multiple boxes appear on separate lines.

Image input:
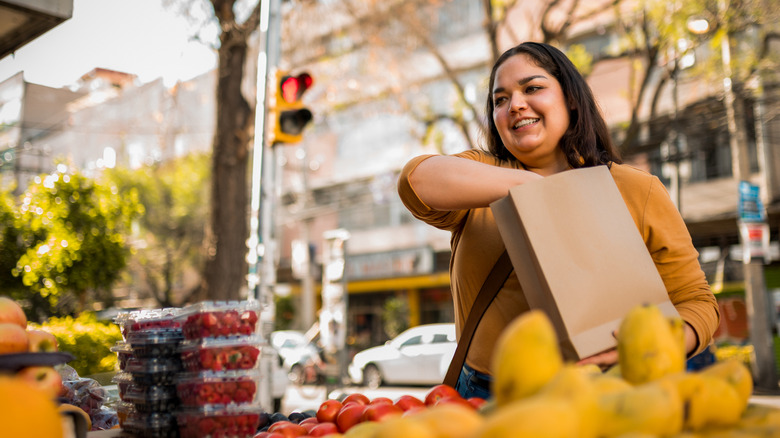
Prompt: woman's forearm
<box><xmin>409</xmin><ymin>156</ymin><xmax>541</xmax><ymax>210</ymax></box>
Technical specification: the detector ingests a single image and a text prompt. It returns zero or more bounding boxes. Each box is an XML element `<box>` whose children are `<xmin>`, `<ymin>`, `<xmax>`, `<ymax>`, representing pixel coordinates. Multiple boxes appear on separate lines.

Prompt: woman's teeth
<box><xmin>513</xmin><ymin>118</ymin><xmax>539</xmax><ymax>129</ymax></box>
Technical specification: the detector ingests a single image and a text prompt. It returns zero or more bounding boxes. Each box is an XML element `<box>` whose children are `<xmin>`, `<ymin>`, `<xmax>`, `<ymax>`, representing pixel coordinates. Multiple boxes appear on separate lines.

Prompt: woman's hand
<box><xmin>575</xmin><ymin>323</ymin><xmax>698</xmax><ymax>371</ymax></box>
<box><xmin>576</xmin><ymin>348</ymin><xmax>618</xmax><ymax>371</ymax></box>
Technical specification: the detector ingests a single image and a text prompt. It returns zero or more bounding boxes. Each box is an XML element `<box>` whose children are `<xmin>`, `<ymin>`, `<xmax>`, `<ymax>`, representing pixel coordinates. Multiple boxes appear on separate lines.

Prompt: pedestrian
<box><xmin>396</xmin><ymin>41</ymin><xmax>720</xmax><ymax>399</ymax></box>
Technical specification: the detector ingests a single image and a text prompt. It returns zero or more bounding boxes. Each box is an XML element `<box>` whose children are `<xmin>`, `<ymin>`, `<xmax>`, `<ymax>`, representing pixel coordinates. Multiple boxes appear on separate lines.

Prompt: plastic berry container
<box><xmin>177</xmin><ymin>405</ymin><xmax>262</xmax><ymax>438</ymax></box>
<box><xmin>111</xmin><ymin>371</ymin><xmax>134</xmax><ymax>401</ymax></box>
<box><xmin>125</xmin><ymin>357</ymin><xmax>182</xmax><ymax>386</ymax></box>
<box><xmin>179</xmin><ymin>336</ymin><xmax>262</xmax><ymax>373</ymax></box>
<box><xmin>116</xmin><ymin>308</ymin><xmax>182</xmax><ymax>340</ymax></box>
<box><xmin>110</xmin><ymin>341</ymin><xmax>134</xmax><ymax>370</ymax></box>
<box><xmin>178</xmin><ymin>301</ymin><xmax>261</xmax><ymax>340</ymax></box>
<box><xmin>176</xmin><ymin>370</ymin><xmax>260</xmax><ymax>407</ymax></box>
<box><xmin>123</xmin><ymin>383</ymin><xmax>180</xmax><ymax>413</ymax></box>
<box><xmin>123</xmin><ymin>411</ymin><xmax>179</xmax><ymax>438</ymax></box>
<box><xmin>115</xmin><ymin>400</ymin><xmax>135</xmax><ymax>427</ymax></box>
<box><xmin>127</xmin><ymin>328</ymin><xmax>184</xmax><ymax>359</ymax></box>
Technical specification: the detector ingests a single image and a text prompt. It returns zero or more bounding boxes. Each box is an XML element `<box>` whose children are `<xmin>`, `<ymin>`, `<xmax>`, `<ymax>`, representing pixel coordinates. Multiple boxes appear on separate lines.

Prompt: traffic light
<box><xmin>270</xmin><ymin>70</ymin><xmax>313</xmax><ymax>145</ymax></box>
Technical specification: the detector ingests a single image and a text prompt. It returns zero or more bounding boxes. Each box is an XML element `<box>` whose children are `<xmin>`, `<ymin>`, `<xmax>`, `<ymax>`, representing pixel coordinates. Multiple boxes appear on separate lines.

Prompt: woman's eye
<box><xmin>526</xmin><ymin>85</ymin><xmax>542</xmax><ymax>93</ymax></box>
<box><xmin>494</xmin><ymin>96</ymin><xmax>507</xmax><ymax>105</ymax></box>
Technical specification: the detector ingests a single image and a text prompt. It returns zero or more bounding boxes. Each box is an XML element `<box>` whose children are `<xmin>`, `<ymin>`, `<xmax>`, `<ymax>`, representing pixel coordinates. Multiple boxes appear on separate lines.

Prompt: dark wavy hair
<box><xmin>484</xmin><ymin>41</ymin><xmax>621</xmax><ymax>167</ymax></box>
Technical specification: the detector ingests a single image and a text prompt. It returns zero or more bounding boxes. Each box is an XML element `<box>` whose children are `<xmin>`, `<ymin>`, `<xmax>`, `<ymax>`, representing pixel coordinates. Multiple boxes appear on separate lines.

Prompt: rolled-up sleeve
<box><xmin>397</xmin><ymin>154</ymin><xmax>468</xmax><ymax>232</ymax></box>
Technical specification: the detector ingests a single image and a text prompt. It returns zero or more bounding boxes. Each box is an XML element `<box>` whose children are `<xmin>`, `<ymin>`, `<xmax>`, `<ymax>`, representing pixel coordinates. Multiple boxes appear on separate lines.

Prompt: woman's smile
<box><xmin>492</xmin><ymin>53</ymin><xmax>570</xmax><ymax>174</ymax></box>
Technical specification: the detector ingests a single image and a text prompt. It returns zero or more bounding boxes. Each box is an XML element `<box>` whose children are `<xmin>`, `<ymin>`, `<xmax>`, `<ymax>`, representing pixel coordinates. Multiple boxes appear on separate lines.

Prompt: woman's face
<box><xmin>492</xmin><ymin>53</ymin><xmax>570</xmax><ymax>173</ymax></box>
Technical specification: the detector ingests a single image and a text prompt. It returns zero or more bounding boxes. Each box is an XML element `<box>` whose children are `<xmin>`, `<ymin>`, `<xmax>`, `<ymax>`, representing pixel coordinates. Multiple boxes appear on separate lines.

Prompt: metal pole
<box><xmin>248</xmin><ymin>0</ymin><xmax>282</xmax><ymax>413</ymax></box>
<box><xmin>671</xmin><ymin>52</ymin><xmax>682</xmax><ymax>212</ymax></box>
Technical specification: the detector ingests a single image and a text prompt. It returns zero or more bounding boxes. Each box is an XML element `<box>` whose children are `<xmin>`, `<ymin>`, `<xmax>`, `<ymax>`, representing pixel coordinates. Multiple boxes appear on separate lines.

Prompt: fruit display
<box><xmin>177</xmin><ymin>371</ymin><xmax>261</xmax><ymax>407</ymax></box>
<box><xmin>251</xmin><ymin>304</ymin><xmax>780</xmax><ymax>438</ymax></box>
<box><xmin>475</xmin><ymin>305</ymin><xmax>780</xmax><ymax>437</ymax></box>
<box><xmin>179</xmin><ymin>335</ymin><xmax>262</xmax><ymax>372</ymax></box>
<box><xmin>114</xmin><ymin>308</ymin><xmax>185</xmax><ymax>437</ymax></box>
<box><xmin>177</xmin><ymin>405</ymin><xmax>263</xmax><ymax>438</ymax></box>
<box><xmin>109</xmin><ymin>301</ymin><xmax>265</xmax><ymax>437</ymax></box>
<box><xmin>256</xmin><ymin>388</ymin><xmax>485</xmax><ymax>438</ymax></box>
<box><xmin>117</xmin><ymin>308</ymin><xmax>182</xmax><ymax>339</ymax></box>
<box><xmin>178</xmin><ymin>301</ymin><xmax>261</xmax><ymax>340</ymax></box>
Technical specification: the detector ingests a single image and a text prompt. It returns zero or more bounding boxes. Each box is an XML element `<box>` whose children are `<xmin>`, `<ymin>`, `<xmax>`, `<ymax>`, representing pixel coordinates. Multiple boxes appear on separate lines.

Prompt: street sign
<box><xmin>738</xmin><ymin>180</ymin><xmax>766</xmax><ymax>223</ymax></box>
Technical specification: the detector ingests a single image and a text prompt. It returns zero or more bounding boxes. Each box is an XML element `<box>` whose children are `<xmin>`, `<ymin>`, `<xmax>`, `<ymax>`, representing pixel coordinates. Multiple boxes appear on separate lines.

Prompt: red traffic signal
<box><xmin>280</xmin><ymin>73</ymin><xmax>313</xmax><ymax>103</ymax></box>
<box><xmin>271</xmin><ymin>70</ymin><xmax>314</xmax><ymax>145</ymax></box>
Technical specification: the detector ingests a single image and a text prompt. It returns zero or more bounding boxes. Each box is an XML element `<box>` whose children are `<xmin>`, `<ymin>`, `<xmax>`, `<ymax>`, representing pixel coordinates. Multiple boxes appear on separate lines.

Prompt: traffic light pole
<box><xmin>249</xmin><ymin>0</ymin><xmax>282</xmax><ymax>414</ymax></box>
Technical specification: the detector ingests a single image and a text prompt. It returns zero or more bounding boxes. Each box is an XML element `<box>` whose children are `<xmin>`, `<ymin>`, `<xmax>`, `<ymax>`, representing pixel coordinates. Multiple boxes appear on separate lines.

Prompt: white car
<box><xmin>271</xmin><ymin>330</ymin><xmax>321</xmax><ymax>383</ymax></box>
<box><xmin>348</xmin><ymin>323</ymin><xmax>456</xmax><ymax>389</ymax></box>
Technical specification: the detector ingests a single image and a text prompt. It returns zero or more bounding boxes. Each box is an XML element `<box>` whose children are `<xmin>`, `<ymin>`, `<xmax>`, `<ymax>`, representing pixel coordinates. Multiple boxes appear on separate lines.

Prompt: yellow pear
<box><xmin>618</xmin><ymin>304</ymin><xmax>686</xmax><ymax>384</ymax></box>
<box><xmin>699</xmin><ymin>359</ymin><xmax>753</xmax><ymax>410</ymax></box>
<box><xmin>597</xmin><ymin>379</ymin><xmax>683</xmax><ymax>437</ymax></box>
<box><xmin>590</xmin><ymin>373</ymin><xmax>633</xmax><ymax>396</ymax></box>
<box><xmin>536</xmin><ymin>364</ymin><xmax>599</xmax><ymax>438</ymax></box>
<box><xmin>344</xmin><ymin>421</ymin><xmax>381</xmax><ymax>438</ymax></box>
<box><xmin>492</xmin><ymin>310</ymin><xmax>563</xmax><ymax>406</ymax></box>
<box><xmin>374</xmin><ymin>416</ymin><xmax>436</xmax><ymax>438</ymax></box>
<box><xmin>684</xmin><ymin>374</ymin><xmax>745</xmax><ymax>431</ymax></box>
<box><xmin>472</xmin><ymin>396</ymin><xmax>581</xmax><ymax>438</ymax></box>
<box><xmin>736</xmin><ymin>403</ymin><xmax>780</xmax><ymax>431</ymax></box>
<box><xmin>409</xmin><ymin>403</ymin><xmax>484</xmax><ymax>438</ymax></box>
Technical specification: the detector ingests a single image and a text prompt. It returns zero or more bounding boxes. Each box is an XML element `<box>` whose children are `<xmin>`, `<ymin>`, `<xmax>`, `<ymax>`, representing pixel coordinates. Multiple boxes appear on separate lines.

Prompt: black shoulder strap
<box><xmin>443</xmin><ymin>250</ymin><xmax>513</xmax><ymax>387</ymax></box>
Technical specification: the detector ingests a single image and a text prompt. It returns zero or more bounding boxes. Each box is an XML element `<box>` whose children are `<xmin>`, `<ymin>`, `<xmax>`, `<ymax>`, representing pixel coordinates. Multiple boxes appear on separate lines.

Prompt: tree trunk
<box><xmin>202</xmin><ymin>24</ymin><xmax>252</xmax><ymax>301</ymax></box>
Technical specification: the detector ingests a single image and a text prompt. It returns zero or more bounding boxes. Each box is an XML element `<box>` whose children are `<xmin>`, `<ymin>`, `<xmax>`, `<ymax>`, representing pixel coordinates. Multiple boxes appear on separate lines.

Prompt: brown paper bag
<box><xmin>490</xmin><ymin>165</ymin><xmax>679</xmax><ymax>361</ymax></box>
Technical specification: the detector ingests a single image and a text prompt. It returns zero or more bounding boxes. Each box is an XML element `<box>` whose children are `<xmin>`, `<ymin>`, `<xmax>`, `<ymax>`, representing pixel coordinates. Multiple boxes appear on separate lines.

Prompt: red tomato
<box><xmin>268</xmin><ymin>422</ymin><xmax>307</xmax><ymax>437</ymax></box>
<box><xmin>369</xmin><ymin>396</ymin><xmax>393</xmax><ymax>405</ymax></box>
<box><xmin>316</xmin><ymin>399</ymin><xmax>344</xmax><ymax>423</ymax></box>
<box><xmin>435</xmin><ymin>395</ymin><xmax>474</xmax><ymax>409</ymax></box>
<box><xmin>361</xmin><ymin>403</ymin><xmax>403</xmax><ymax>422</ymax></box>
<box><xmin>401</xmin><ymin>406</ymin><xmax>427</xmax><ymax>417</ymax></box>
<box><xmin>336</xmin><ymin>403</ymin><xmax>366</xmax><ymax>432</ymax></box>
<box><xmin>253</xmin><ymin>432</ymin><xmax>284</xmax><ymax>438</ymax></box>
<box><xmin>342</xmin><ymin>392</ymin><xmax>370</xmax><ymax>406</ymax></box>
<box><xmin>394</xmin><ymin>394</ymin><xmax>425</xmax><ymax>412</ymax></box>
<box><xmin>424</xmin><ymin>384</ymin><xmax>461</xmax><ymax>406</ymax></box>
<box><xmin>309</xmin><ymin>422</ymin><xmax>340</xmax><ymax>436</ymax></box>
<box><xmin>467</xmin><ymin>396</ymin><xmax>488</xmax><ymax>410</ymax></box>
<box><xmin>299</xmin><ymin>422</ymin><xmax>316</xmax><ymax>434</ymax></box>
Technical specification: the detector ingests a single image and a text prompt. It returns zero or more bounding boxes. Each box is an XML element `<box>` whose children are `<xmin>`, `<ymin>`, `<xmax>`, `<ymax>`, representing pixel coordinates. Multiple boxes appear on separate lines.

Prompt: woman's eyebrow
<box><xmin>493</xmin><ymin>74</ymin><xmax>548</xmax><ymax>95</ymax></box>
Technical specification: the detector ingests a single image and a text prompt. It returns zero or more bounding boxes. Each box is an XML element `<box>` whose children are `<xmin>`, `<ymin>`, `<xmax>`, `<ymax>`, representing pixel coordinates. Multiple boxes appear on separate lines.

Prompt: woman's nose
<box><xmin>509</xmin><ymin>93</ymin><xmax>527</xmax><ymax>112</ymax></box>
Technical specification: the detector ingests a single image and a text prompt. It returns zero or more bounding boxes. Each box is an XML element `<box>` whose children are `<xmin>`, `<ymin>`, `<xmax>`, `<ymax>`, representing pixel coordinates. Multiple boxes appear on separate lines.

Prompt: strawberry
<box><xmin>234</xmin><ymin>388</ymin><xmax>250</xmax><ymax>403</ymax></box>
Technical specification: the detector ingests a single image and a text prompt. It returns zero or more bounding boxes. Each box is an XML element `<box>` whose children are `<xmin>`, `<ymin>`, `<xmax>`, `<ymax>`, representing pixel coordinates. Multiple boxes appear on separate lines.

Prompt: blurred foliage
<box><xmin>0</xmin><ymin>188</ymin><xmax>30</xmax><ymax>298</ymax></box>
<box><xmin>714</xmin><ymin>342</ymin><xmax>754</xmax><ymax>367</ymax></box>
<box><xmin>275</xmin><ymin>294</ymin><xmax>295</xmax><ymax>331</ymax></box>
<box><xmin>106</xmin><ymin>152</ymin><xmax>210</xmax><ymax>308</ymax></box>
<box><xmin>565</xmin><ymin>44</ymin><xmax>593</xmax><ymax>77</ymax></box>
<box><xmin>30</xmin><ymin>312</ymin><xmax>122</xmax><ymax>377</ymax></box>
<box><xmin>1</xmin><ymin>170</ymin><xmax>141</xmax><ymax>320</ymax></box>
<box><xmin>382</xmin><ymin>296</ymin><xmax>409</xmax><ymax>339</ymax></box>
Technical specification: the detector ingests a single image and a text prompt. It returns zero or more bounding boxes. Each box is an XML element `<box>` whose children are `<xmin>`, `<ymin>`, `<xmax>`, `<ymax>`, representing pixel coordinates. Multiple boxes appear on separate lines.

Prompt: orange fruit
<box><xmin>0</xmin><ymin>375</ymin><xmax>63</xmax><ymax>438</ymax></box>
<box><xmin>0</xmin><ymin>297</ymin><xmax>26</xmax><ymax>328</ymax></box>
<box><xmin>0</xmin><ymin>322</ymin><xmax>29</xmax><ymax>354</ymax></box>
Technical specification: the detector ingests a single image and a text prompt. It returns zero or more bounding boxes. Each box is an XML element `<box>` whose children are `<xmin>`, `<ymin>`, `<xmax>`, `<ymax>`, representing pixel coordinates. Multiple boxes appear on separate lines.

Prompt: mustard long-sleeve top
<box><xmin>398</xmin><ymin>149</ymin><xmax>720</xmax><ymax>374</ymax></box>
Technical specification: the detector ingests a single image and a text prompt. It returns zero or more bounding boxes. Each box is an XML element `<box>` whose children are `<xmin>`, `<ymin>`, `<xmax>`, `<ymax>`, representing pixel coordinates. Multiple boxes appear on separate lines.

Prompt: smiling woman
<box><xmin>398</xmin><ymin>41</ymin><xmax>719</xmax><ymax>400</ymax></box>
